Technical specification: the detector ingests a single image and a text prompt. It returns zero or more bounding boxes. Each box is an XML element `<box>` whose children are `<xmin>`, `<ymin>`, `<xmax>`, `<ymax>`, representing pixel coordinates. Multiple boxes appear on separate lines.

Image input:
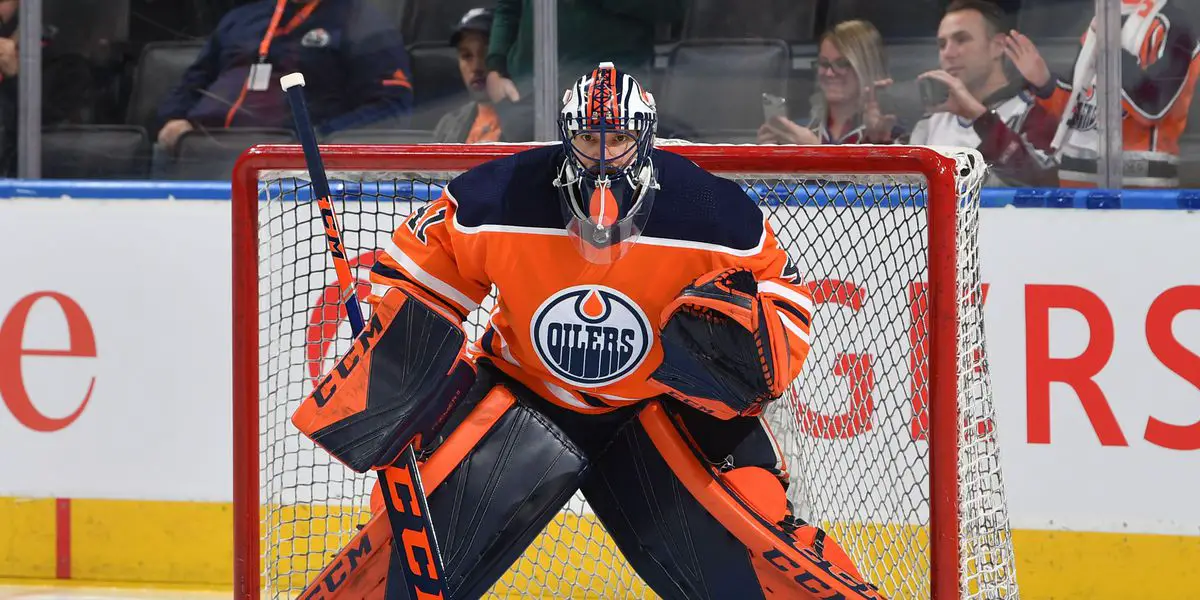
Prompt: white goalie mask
<box><xmin>553</xmin><ymin>62</ymin><xmax>659</xmax><ymax>264</ymax></box>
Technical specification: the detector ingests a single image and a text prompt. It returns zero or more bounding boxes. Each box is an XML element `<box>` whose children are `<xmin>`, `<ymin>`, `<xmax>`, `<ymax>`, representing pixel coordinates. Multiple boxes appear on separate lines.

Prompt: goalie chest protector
<box><xmin>387</xmin><ymin>144</ymin><xmax>803</xmax><ymax>414</ymax></box>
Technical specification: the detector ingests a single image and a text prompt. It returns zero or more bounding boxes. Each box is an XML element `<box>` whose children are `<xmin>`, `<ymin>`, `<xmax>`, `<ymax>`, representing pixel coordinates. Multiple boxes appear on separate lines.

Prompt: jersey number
<box><xmin>405</xmin><ymin>204</ymin><xmax>448</xmax><ymax>244</ymax></box>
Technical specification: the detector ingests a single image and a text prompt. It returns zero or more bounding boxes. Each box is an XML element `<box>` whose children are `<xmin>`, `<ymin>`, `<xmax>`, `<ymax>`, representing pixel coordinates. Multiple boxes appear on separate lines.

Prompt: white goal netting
<box><xmin>237</xmin><ymin>144</ymin><xmax>1019</xmax><ymax>600</ymax></box>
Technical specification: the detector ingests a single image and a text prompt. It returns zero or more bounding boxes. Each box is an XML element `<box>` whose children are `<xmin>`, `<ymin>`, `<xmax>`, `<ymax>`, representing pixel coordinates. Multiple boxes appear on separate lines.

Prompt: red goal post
<box><xmin>232</xmin><ymin>143</ymin><xmax>1018</xmax><ymax>600</ymax></box>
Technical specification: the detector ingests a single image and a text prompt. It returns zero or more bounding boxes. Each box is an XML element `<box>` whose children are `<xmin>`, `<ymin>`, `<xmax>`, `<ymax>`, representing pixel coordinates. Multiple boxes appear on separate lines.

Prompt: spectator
<box><xmin>910</xmin><ymin>0</ymin><xmax>1058</xmax><ymax>187</ymax></box>
<box><xmin>1014</xmin><ymin>1</ymin><xmax>1200</xmax><ymax>187</ymax></box>
<box><xmin>433</xmin><ymin>8</ymin><xmax>504</xmax><ymax>143</ymax></box>
<box><xmin>0</xmin><ymin>0</ymin><xmax>94</xmax><ymax>175</ymax></box>
<box><xmin>757</xmin><ymin>20</ymin><xmax>903</xmax><ymax>145</ymax></box>
<box><xmin>155</xmin><ymin>0</ymin><xmax>413</xmax><ymax>156</ymax></box>
<box><xmin>484</xmin><ymin>0</ymin><xmax>687</xmax><ymax>107</ymax></box>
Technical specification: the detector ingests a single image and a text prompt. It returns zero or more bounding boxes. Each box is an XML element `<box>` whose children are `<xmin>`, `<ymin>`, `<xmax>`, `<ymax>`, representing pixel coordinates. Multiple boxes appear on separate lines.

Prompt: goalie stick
<box><xmin>281</xmin><ymin>72</ymin><xmax>449</xmax><ymax>599</ymax></box>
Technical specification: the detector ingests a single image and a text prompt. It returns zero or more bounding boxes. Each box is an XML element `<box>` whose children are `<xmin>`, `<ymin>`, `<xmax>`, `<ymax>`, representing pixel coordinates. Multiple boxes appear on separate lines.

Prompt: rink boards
<box><xmin>0</xmin><ymin>182</ymin><xmax>1198</xmax><ymax>597</ymax></box>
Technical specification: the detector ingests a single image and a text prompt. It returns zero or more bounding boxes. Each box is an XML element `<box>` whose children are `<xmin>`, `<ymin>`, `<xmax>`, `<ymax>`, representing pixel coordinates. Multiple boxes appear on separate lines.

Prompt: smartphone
<box><xmin>762</xmin><ymin>93</ymin><xmax>787</xmax><ymax>121</ymax></box>
<box><xmin>873</xmin><ymin>86</ymin><xmax>901</xmax><ymax>116</ymax></box>
<box><xmin>918</xmin><ymin>78</ymin><xmax>950</xmax><ymax>108</ymax></box>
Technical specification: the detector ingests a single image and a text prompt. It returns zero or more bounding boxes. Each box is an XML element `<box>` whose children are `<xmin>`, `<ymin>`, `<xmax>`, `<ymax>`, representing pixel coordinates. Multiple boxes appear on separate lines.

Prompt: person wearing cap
<box><xmin>433</xmin><ymin>8</ymin><xmax>501</xmax><ymax>143</ymax></box>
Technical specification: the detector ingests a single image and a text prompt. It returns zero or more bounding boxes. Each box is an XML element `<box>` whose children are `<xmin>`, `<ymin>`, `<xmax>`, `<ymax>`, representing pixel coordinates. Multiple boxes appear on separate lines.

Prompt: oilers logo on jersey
<box><xmin>531</xmin><ymin>286</ymin><xmax>651</xmax><ymax>388</ymax></box>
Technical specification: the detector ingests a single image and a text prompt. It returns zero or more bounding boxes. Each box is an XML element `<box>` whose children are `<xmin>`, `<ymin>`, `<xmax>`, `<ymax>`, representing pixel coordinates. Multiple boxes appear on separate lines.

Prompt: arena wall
<box><xmin>0</xmin><ymin>181</ymin><xmax>1196</xmax><ymax>598</ymax></box>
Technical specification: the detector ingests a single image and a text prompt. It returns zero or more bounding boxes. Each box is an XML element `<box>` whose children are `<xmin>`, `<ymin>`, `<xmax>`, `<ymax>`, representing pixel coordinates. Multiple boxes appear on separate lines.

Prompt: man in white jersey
<box><xmin>910</xmin><ymin>0</ymin><xmax>1059</xmax><ymax>186</ymax></box>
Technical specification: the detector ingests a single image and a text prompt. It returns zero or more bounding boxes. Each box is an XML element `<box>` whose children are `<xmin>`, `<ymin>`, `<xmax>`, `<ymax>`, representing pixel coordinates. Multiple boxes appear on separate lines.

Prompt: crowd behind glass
<box><xmin>2</xmin><ymin>0</ymin><xmax>1197</xmax><ymax>188</ymax></box>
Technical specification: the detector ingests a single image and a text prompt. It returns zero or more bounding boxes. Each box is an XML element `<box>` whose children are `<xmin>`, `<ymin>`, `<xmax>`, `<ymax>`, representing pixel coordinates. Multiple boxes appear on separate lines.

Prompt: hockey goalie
<box><xmin>289</xmin><ymin>62</ymin><xmax>883</xmax><ymax>599</ymax></box>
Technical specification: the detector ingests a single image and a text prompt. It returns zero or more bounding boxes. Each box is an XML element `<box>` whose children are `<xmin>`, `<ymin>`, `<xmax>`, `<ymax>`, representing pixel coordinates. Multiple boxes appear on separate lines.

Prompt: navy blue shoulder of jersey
<box><xmin>641</xmin><ymin>148</ymin><xmax>764</xmax><ymax>251</ymax></box>
<box><xmin>445</xmin><ymin>144</ymin><xmax>566</xmax><ymax>229</ymax></box>
<box><xmin>444</xmin><ymin>145</ymin><xmax>764</xmax><ymax>251</ymax></box>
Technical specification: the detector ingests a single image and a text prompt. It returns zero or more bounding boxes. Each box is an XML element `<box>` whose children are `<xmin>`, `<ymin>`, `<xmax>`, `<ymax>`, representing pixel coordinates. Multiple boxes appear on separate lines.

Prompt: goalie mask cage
<box><xmin>232</xmin><ymin>143</ymin><xmax>1019</xmax><ymax>600</ymax></box>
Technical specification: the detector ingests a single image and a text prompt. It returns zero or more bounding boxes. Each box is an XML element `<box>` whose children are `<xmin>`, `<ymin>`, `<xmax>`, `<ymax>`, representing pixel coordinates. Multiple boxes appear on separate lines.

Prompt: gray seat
<box><xmin>883</xmin><ymin>40</ymin><xmax>940</xmax><ymax>82</ymax></box>
<box><xmin>325</xmin><ymin>129</ymin><xmax>435</xmax><ymax>144</ymax></box>
<box><xmin>167</xmin><ymin>128</ymin><xmax>295</xmax><ymax>180</ymax></box>
<box><xmin>658</xmin><ymin>39</ymin><xmax>790</xmax><ymax>137</ymax></box>
<box><xmin>1017</xmin><ymin>0</ymin><xmax>1093</xmax><ymax>42</ymax></box>
<box><xmin>825</xmin><ymin>0</ymin><xmax>942</xmax><ymax>40</ymax></box>
<box><xmin>365</xmin><ymin>0</ymin><xmax>407</xmax><ymax>30</ymax></box>
<box><xmin>42</xmin><ymin>126</ymin><xmax>150</xmax><ymax>179</ymax></box>
<box><xmin>45</xmin><ymin>0</ymin><xmax>129</xmax><ymax>62</ymax></box>
<box><xmin>682</xmin><ymin>0</ymin><xmax>818</xmax><ymax>43</ymax></box>
<box><xmin>409</xmin><ymin>42</ymin><xmax>472</xmax><ymax>130</ymax></box>
<box><xmin>1035</xmin><ymin>40</ymin><xmax>1083</xmax><ymax>82</ymax></box>
<box><xmin>125</xmin><ymin>41</ymin><xmax>207</xmax><ymax>135</ymax></box>
<box><xmin>401</xmin><ymin>0</ymin><xmax>495</xmax><ymax>44</ymax></box>
<box><xmin>1180</xmin><ymin>133</ymin><xmax>1200</xmax><ymax>188</ymax></box>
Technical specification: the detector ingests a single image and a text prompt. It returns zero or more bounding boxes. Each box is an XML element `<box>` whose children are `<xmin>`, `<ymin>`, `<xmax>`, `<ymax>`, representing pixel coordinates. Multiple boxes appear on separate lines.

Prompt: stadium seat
<box><xmin>44</xmin><ymin>0</ymin><xmax>129</xmax><ymax>63</ymax></box>
<box><xmin>658</xmin><ymin>39</ymin><xmax>790</xmax><ymax>138</ymax></box>
<box><xmin>128</xmin><ymin>0</ymin><xmax>227</xmax><ymax>47</ymax></box>
<box><xmin>1016</xmin><ymin>0</ymin><xmax>1093</xmax><ymax>43</ymax></box>
<box><xmin>823</xmin><ymin>0</ymin><xmax>942</xmax><ymax>40</ymax></box>
<box><xmin>165</xmin><ymin>128</ymin><xmax>295</xmax><ymax>180</ymax></box>
<box><xmin>409</xmin><ymin>42</ymin><xmax>471</xmax><ymax>130</ymax></box>
<box><xmin>681</xmin><ymin>0</ymin><xmax>819</xmax><ymax>43</ymax></box>
<box><xmin>1035</xmin><ymin>40</ymin><xmax>1082</xmax><ymax>82</ymax></box>
<box><xmin>401</xmin><ymin>0</ymin><xmax>494</xmax><ymax>45</ymax></box>
<box><xmin>1180</xmin><ymin>132</ymin><xmax>1200</xmax><ymax>188</ymax></box>
<box><xmin>324</xmin><ymin>129</ymin><xmax>435</xmax><ymax>144</ymax></box>
<box><xmin>884</xmin><ymin>40</ymin><xmax>940</xmax><ymax>83</ymax></box>
<box><xmin>365</xmin><ymin>0</ymin><xmax>407</xmax><ymax>30</ymax></box>
<box><xmin>125</xmin><ymin>41</ymin><xmax>207</xmax><ymax>136</ymax></box>
<box><xmin>41</xmin><ymin>126</ymin><xmax>150</xmax><ymax>180</ymax></box>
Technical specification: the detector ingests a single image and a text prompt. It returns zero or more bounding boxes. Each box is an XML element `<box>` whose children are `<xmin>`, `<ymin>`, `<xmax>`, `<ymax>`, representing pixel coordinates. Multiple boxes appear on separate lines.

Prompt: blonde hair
<box><xmin>809</xmin><ymin>20</ymin><xmax>889</xmax><ymax>127</ymax></box>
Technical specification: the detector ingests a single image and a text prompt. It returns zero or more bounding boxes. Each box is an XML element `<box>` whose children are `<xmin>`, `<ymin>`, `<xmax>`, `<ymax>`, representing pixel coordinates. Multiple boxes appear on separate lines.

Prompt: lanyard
<box><xmin>258</xmin><ymin>0</ymin><xmax>322</xmax><ymax>61</ymax></box>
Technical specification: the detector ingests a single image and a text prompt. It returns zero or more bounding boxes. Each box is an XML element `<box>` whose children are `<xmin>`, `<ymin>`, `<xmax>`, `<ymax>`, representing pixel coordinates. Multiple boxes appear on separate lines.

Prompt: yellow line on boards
<box><xmin>0</xmin><ymin>497</ymin><xmax>1196</xmax><ymax>599</ymax></box>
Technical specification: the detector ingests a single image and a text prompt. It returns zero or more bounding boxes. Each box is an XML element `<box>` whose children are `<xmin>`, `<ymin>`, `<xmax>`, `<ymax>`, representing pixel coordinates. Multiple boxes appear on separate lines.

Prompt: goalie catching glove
<box><xmin>650</xmin><ymin>267</ymin><xmax>809</xmax><ymax>420</ymax></box>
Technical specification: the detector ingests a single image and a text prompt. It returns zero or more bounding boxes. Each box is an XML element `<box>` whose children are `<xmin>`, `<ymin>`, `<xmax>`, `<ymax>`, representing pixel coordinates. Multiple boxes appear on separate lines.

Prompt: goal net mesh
<box><xmin>246</xmin><ymin>145</ymin><xmax>1018</xmax><ymax>599</ymax></box>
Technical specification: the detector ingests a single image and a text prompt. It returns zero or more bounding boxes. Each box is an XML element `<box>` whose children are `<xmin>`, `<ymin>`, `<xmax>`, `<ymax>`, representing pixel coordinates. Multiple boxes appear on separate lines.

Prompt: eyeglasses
<box><xmin>813</xmin><ymin>58</ymin><xmax>853</xmax><ymax>73</ymax></box>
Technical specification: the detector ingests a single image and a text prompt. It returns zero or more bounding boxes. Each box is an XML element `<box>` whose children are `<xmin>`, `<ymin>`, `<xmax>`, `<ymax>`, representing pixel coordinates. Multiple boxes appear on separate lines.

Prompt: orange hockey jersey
<box><xmin>1038</xmin><ymin>0</ymin><xmax>1200</xmax><ymax>187</ymax></box>
<box><xmin>368</xmin><ymin>145</ymin><xmax>814</xmax><ymax>415</ymax></box>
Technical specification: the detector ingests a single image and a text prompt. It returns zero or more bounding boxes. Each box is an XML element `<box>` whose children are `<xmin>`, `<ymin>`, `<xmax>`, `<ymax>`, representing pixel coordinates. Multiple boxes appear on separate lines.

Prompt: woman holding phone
<box><xmin>757</xmin><ymin>19</ymin><xmax>903</xmax><ymax>145</ymax></box>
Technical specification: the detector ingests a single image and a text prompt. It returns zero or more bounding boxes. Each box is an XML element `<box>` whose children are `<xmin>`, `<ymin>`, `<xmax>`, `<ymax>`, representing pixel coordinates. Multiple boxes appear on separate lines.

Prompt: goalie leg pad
<box><xmin>297</xmin><ymin>511</ymin><xmax>392</xmax><ymax>600</ymax></box>
<box><xmin>291</xmin><ymin>283</ymin><xmax>476</xmax><ymax>472</ymax></box>
<box><xmin>582</xmin><ymin>400</ymin><xmax>882</xmax><ymax>600</ymax></box>
<box><xmin>580</xmin><ymin>413</ymin><xmax>765</xmax><ymax>599</ymax></box>
<box><xmin>297</xmin><ymin>365</ymin><xmax>588</xmax><ymax>600</ymax></box>
<box><xmin>412</xmin><ymin>366</ymin><xmax>590</xmax><ymax>599</ymax></box>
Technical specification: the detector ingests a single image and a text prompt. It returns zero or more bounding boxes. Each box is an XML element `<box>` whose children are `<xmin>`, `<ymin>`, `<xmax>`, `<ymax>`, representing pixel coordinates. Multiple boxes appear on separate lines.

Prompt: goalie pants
<box><xmin>387</xmin><ymin>361</ymin><xmax>873</xmax><ymax>599</ymax></box>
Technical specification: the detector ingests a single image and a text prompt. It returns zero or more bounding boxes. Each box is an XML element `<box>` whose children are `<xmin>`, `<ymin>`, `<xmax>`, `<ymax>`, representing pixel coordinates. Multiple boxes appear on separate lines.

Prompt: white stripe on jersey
<box><xmin>383</xmin><ymin>238</ymin><xmax>481</xmax><ymax>313</ymax></box>
<box><xmin>777</xmin><ymin>312</ymin><xmax>811</xmax><ymax>345</ymax></box>
<box><xmin>543</xmin><ymin>381</ymin><xmax>595</xmax><ymax>410</ymax></box>
<box><xmin>758</xmin><ymin>280</ymin><xmax>815</xmax><ymax>314</ymax></box>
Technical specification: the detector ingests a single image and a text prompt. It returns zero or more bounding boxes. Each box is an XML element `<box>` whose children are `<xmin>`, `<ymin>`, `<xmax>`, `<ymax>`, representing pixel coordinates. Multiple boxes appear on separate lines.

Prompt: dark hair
<box><xmin>945</xmin><ymin>0</ymin><xmax>1009</xmax><ymax>36</ymax></box>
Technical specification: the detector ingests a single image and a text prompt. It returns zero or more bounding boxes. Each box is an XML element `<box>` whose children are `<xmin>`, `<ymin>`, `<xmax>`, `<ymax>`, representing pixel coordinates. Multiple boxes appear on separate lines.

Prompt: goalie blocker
<box><xmin>292</xmin><ymin>282</ymin><xmax>879</xmax><ymax>598</ymax></box>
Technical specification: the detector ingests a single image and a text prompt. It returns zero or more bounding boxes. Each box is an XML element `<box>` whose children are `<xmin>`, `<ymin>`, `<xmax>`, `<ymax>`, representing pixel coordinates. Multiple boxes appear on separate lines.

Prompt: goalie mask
<box><xmin>554</xmin><ymin>62</ymin><xmax>659</xmax><ymax>264</ymax></box>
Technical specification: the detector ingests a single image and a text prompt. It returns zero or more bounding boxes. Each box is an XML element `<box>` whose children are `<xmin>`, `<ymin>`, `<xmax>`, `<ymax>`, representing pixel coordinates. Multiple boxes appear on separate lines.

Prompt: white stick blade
<box><xmin>280</xmin><ymin>72</ymin><xmax>306</xmax><ymax>91</ymax></box>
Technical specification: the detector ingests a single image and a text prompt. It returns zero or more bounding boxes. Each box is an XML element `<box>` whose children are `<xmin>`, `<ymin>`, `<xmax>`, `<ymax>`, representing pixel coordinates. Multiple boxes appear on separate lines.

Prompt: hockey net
<box><xmin>232</xmin><ymin>143</ymin><xmax>1019</xmax><ymax>600</ymax></box>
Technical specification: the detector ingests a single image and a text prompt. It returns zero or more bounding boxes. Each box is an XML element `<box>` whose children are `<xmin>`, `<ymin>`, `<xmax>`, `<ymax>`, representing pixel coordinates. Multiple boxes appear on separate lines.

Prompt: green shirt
<box><xmin>486</xmin><ymin>0</ymin><xmax>687</xmax><ymax>84</ymax></box>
